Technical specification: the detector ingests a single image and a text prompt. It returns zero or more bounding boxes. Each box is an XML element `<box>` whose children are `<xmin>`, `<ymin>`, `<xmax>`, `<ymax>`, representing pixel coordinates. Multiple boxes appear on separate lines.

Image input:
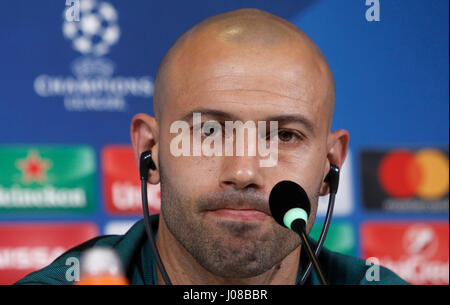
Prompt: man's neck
<box><xmin>154</xmin><ymin>215</ymin><xmax>301</xmax><ymax>285</ymax></box>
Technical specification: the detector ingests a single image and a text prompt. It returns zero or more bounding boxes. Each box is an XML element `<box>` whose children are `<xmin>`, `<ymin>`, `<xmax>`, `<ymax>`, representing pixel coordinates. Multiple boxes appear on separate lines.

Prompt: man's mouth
<box><xmin>206</xmin><ymin>208</ymin><xmax>270</xmax><ymax>222</ymax></box>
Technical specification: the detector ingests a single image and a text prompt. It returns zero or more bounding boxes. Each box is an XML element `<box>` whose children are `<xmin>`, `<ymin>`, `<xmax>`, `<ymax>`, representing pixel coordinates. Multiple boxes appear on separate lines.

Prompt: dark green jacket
<box><xmin>16</xmin><ymin>215</ymin><xmax>408</xmax><ymax>285</ymax></box>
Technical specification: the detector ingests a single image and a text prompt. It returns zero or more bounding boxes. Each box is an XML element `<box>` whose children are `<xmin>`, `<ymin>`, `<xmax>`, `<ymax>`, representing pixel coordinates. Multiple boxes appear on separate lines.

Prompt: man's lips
<box><xmin>206</xmin><ymin>208</ymin><xmax>270</xmax><ymax>221</ymax></box>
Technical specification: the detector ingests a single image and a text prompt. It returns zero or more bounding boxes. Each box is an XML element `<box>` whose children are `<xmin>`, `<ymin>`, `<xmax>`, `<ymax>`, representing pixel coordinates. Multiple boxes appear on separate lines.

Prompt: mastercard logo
<box><xmin>378</xmin><ymin>149</ymin><xmax>449</xmax><ymax>199</ymax></box>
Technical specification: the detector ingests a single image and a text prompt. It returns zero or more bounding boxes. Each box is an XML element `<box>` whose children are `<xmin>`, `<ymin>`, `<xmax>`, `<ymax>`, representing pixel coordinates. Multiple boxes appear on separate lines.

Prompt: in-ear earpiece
<box><xmin>324</xmin><ymin>163</ymin><xmax>340</xmax><ymax>195</ymax></box>
<box><xmin>300</xmin><ymin>163</ymin><xmax>340</xmax><ymax>285</ymax></box>
<box><xmin>140</xmin><ymin>150</ymin><xmax>157</xmax><ymax>180</ymax></box>
<box><xmin>139</xmin><ymin>150</ymin><xmax>172</xmax><ymax>285</ymax></box>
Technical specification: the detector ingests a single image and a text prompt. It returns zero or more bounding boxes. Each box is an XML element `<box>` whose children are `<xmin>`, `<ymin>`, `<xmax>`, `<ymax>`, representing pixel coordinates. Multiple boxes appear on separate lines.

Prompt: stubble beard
<box><xmin>159</xmin><ymin>165</ymin><xmax>320</xmax><ymax>279</ymax></box>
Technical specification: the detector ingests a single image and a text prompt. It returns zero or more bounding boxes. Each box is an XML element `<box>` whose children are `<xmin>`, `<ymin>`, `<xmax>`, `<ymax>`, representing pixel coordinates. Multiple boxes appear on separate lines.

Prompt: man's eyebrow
<box><xmin>264</xmin><ymin>114</ymin><xmax>315</xmax><ymax>135</ymax></box>
<box><xmin>179</xmin><ymin>108</ymin><xmax>238</xmax><ymax>123</ymax></box>
<box><xmin>178</xmin><ymin>110</ymin><xmax>315</xmax><ymax>135</ymax></box>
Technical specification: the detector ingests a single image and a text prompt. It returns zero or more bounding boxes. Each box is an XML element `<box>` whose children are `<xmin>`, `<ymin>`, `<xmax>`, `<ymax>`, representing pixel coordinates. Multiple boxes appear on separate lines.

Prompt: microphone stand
<box><xmin>291</xmin><ymin>219</ymin><xmax>328</xmax><ymax>285</ymax></box>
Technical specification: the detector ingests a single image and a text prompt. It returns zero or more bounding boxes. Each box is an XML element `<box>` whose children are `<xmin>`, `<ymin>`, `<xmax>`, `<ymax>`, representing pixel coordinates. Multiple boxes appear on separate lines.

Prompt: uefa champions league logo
<box><xmin>63</xmin><ymin>0</ymin><xmax>120</xmax><ymax>56</ymax></box>
<box><xmin>33</xmin><ymin>0</ymin><xmax>153</xmax><ymax>112</ymax></box>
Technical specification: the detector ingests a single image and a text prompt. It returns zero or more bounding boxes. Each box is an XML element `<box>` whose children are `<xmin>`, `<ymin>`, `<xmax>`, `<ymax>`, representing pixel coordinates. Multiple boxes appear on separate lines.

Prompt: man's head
<box><xmin>131</xmin><ymin>8</ymin><xmax>349</xmax><ymax>279</ymax></box>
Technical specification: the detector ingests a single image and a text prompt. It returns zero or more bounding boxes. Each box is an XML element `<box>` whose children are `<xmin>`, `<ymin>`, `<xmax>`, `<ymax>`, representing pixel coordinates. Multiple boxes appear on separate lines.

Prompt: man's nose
<box><xmin>219</xmin><ymin>155</ymin><xmax>264</xmax><ymax>190</ymax></box>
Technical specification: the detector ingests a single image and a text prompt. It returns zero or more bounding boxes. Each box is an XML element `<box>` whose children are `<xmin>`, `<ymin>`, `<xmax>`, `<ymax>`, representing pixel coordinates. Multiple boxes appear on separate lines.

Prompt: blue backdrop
<box><xmin>0</xmin><ymin>0</ymin><xmax>448</xmax><ymax>284</ymax></box>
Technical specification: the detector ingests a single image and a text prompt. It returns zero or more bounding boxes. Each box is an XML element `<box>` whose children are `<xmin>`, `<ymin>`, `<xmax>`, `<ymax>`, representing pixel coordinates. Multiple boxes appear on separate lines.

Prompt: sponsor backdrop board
<box><xmin>361</xmin><ymin>222</ymin><xmax>449</xmax><ymax>285</ymax></box>
<box><xmin>0</xmin><ymin>223</ymin><xmax>98</xmax><ymax>285</ymax></box>
<box><xmin>0</xmin><ymin>0</ymin><xmax>448</xmax><ymax>284</ymax></box>
<box><xmin>0</xmin><ymin>146</ymin><xmax>96</xmax><ymax>214</ymax></box>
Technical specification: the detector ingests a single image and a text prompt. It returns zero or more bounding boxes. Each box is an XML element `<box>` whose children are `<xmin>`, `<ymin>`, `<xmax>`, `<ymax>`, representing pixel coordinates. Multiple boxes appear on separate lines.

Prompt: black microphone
<box><xmin>269</xmin><ymin>180</ymin><xmax>328</xmax><ymax>285</ymax></box>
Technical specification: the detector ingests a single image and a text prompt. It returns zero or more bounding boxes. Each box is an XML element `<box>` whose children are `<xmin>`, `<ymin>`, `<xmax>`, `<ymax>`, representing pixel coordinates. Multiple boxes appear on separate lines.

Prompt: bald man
<box><xmin>17</xmin><ymin>8</ymin><xmax>407</xmax><ymax>285</ymax></box>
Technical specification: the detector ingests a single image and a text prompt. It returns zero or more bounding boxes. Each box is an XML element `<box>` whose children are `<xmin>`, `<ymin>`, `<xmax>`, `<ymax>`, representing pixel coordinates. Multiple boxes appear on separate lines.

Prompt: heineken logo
<box><xmin>0</xmin><ymin>185</ymin><xmax>87</xmax><ymax>208</ymax></box>
<box><xmin>0</xmin><ymin>146</ymin><xmax>96</xmax><ymax>213</ymax></box>
<box><xmin>15</xmin><ymin>150</ymin><xmax>52</xmax><ymax>184</ymax></box>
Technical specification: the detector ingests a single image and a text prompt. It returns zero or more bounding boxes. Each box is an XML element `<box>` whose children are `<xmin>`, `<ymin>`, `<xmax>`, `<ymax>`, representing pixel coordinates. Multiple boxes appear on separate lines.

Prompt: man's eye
<box><xmin>200</xmin><ymin>122</ymin><xmax>222</xmax><ymax>137</ymax></box>
<box><xmin>202</xmin><ymin>126</ymin><xmax>216</xmax><ymax>137</ymax></box>
<box><xmin>276</xmin><ymin>130</ymin><xmax>302</xmax><ymax>143</ymax></box>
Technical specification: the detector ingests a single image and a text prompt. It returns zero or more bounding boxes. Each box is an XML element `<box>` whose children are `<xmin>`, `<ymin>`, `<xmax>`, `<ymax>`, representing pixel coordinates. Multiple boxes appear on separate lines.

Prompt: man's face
<box><xmin>156</xmin><ymin>39</ymin><xmax>332</xmax><ymax>278</ymax></box>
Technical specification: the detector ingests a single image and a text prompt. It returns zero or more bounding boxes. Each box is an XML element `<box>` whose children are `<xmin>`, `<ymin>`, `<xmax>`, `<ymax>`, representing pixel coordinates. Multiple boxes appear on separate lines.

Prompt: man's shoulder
<box><xmin>15</xmin><ymin>219</ymin><xmax>148</xmax><ymax>285</ymax></box>
<box><xmin>319</xmin><ymin>247</ymin><xmax>408</xmax><ymax>285</ymax></box>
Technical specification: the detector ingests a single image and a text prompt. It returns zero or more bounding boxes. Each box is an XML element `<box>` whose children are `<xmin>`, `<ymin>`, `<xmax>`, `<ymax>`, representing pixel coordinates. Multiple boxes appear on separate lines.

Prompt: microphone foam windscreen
<box><xmin>269</xmin><ymin>180</ymin><xmax>311</xmax><ymax>227</ymax></box>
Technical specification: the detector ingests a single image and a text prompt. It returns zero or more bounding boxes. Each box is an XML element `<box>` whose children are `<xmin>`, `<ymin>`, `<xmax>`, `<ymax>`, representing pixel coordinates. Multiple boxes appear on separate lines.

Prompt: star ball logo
<box><xmin>63</xmin><ymin>0</ymin><xmax>120</xmax><ymax>57</ymax></box>
<box><xmin>33</xmin><ymin>0</ymin><xmax>153</xmax><ymax>112</ymax></box>
<box><xmin>0</xmin><ymin>146</ymin><xmax>96</xmax><ymax>212</ymax></box>
<box><xmin>360</xmin><ymin>148</ymin><xmax>449</xmax><ymax>212</ymax></box>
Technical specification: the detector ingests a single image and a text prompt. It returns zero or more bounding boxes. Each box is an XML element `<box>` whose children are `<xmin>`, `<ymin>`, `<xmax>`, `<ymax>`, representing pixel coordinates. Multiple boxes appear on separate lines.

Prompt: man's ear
<box><xmin>319</xmin><ymin>129</ymin><xmax>350</xmax><ymax>196</ymax></box>
<box><xmin>130</xmin><ymin>113</ymin><xmax>160</xmax><ymax>185</ymax></box>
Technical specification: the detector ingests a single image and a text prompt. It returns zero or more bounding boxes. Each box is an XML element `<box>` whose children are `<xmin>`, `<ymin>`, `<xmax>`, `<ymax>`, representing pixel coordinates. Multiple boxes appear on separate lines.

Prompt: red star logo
<box><xmin>16</xmin><ymin>150</ymin><xmax>52</xmax><ymax>184</ymax></box>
